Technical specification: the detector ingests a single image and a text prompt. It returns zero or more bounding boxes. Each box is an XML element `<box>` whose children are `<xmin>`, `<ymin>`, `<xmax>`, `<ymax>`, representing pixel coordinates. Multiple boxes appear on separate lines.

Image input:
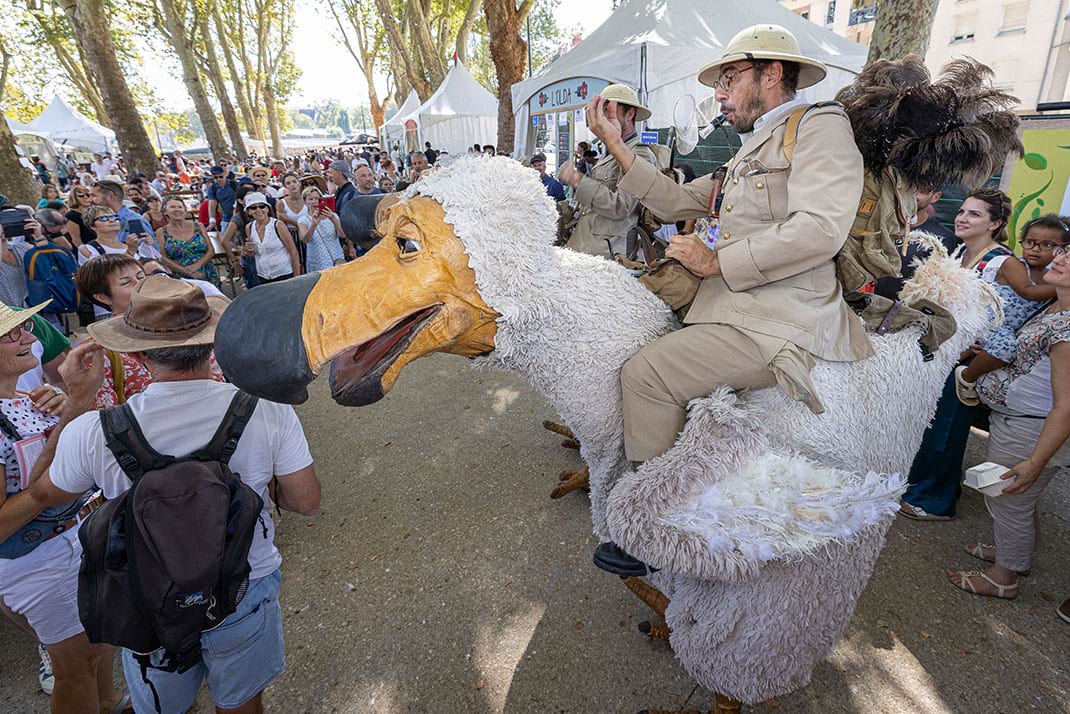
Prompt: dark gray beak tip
<box><xmin>216</xmin><ymin>273</ymin><xmax>321</xmax><ymax>404</ymax></box>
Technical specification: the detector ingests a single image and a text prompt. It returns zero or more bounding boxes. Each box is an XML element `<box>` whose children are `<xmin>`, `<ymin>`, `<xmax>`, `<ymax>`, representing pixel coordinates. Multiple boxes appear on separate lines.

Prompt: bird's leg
<box><xmin>637</xmin><ymin>619</ymin><xmax>670</xmax><ymax>640</ymax></box>
<box><xmin>622</xmin><ymin>576</ymin><xmax>669</xmax><ymax>617</ymax></box>
<box><xmin>542</xmin><ymin>420</ymin><xmax>574</xmax><ymax>439</ymax></box>
<box><xmin>550</xmin><ymin>465</ymin><xmax>589</xmax><ymax>499</ymax></box>
<box><xmin>543</xmin><ymin>420</ymin><xmax>580</xmax><ymax>449</ymax></box>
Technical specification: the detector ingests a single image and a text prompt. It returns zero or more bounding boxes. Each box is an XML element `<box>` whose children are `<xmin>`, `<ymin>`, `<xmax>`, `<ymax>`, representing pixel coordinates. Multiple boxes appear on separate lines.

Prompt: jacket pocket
<box><xmin>743</xmin><ymin>167</ymin><xmax>789</xmax><ymax>222</ymax></box>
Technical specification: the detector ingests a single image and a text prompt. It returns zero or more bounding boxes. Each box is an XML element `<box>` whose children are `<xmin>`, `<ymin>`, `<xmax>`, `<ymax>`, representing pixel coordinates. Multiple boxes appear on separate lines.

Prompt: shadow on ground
<box><xmin>1</xmin><ymin>354</ymin><xmax>1068</xmax><ymax>712</ymax></box>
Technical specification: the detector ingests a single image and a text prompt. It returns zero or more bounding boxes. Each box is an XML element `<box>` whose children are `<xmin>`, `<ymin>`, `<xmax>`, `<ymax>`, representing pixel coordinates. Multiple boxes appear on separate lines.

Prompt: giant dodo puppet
<box><xmin>215</xmin><ymin>154</ymin><xmax>999</xmax><ymax>712</ymax></box>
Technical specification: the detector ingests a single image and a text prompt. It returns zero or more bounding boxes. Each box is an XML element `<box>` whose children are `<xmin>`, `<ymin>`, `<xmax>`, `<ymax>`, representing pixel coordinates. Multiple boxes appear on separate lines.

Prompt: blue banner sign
<box><xmin>640</xmin><ymin>131</ymin><xmax>659</xmax><ymax>145</ymax></box>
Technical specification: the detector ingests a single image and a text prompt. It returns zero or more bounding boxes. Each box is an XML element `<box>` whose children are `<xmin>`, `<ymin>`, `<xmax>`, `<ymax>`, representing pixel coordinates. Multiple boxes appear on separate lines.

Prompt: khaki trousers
<box><xmin>621</xmin><ymin>323</ymin><xmax>787</xmax><ymax>462</ymax></box>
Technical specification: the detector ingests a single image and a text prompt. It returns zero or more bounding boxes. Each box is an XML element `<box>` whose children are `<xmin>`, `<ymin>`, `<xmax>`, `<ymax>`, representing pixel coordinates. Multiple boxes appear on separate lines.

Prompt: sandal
<box><xmin>963</xmin><ymin>542</ymin><xmax>1030</xmax><ymax>576</ymax></box>
<box><xmin>948</xmin><ymin>569</ymin><xmax>1019</xmax><ymax>599</ymax></box>
<box><xmin>898</xmin><ymin>501</ymin><xmax>953</xmax><ymax>521</ymax></box>
<box><xmin>954</xmin><ymin>365</ymin><xmax>980</xmax><ymax>406</ymax></box>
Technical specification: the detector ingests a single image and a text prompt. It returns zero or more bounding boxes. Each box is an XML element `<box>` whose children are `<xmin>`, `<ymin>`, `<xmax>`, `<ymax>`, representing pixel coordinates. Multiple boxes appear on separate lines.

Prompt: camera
<box><xmin>0</xmin><ymin>207</ymin><xmax>32</xmax><ymax>240</ymax></box>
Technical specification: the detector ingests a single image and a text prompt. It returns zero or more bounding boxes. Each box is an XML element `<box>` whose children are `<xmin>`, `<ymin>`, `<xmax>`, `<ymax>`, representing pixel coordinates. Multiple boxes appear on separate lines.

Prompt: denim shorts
<box><xmin>121</xmin><ymin>569</ymin><xmax>284</xmax><ymax>713</ymax></box>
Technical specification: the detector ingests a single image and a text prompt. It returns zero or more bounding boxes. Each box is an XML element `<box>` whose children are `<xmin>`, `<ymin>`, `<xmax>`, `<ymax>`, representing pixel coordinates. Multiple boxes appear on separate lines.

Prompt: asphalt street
<box><xmin>2</xmin><ymin>352</ymin><xmax>1068</xmax><ymax>713</ymax></box>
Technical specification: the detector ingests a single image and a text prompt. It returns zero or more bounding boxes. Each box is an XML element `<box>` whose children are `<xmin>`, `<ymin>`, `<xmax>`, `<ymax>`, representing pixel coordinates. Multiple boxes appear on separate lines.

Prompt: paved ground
<box><xmin>2</xmin><ymin>352</ymin><xmax>1069</xmax><ymax>713</ymax></box>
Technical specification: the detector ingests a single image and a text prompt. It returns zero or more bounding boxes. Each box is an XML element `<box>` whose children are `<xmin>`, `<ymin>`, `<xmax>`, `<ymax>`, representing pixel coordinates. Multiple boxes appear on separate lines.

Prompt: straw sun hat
<box><xmin>0</xmin><ymin>300</ymin><xmax>52</xmax><ymax>339</ymax></box>
<box><xmin>697</xmin><ymin>24</ymin><xmax>828</xmax><ymax>90</ymax></box>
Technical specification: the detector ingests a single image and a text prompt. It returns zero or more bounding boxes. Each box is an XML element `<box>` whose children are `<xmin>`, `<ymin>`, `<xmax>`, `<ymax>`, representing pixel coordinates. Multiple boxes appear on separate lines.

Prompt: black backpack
<box><xmin>78</xmin><ymin>391</ymin><xmax>264</xmax><ymax>711</ymax></box>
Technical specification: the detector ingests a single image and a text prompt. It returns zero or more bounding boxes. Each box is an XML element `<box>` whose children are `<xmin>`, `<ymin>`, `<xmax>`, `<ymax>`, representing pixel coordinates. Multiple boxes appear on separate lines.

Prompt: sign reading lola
<box><xmin>529</xmin><ymin>77</ymin><xmax>610</xmax><ymax>115</ymax></box>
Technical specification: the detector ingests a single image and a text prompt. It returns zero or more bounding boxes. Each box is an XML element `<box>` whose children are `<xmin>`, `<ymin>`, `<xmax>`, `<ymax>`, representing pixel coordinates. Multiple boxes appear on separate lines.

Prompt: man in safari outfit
<box><xmin>587</xmin><ymin>25</ymin><xmax>872</xmax><ymax>575</ymax></box>
<box><xmin>559</xmin><ymin>84</ymin><xmax>658</xmax><ymax>258</ymax></box>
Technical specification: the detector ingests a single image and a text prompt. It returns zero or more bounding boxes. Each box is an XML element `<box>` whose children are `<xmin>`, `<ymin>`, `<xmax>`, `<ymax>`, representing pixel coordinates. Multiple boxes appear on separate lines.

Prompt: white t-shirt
<box><xmin>49</xmin><ymin>380</ymin><xmax>313</xmax><ymax>579</ymax></box>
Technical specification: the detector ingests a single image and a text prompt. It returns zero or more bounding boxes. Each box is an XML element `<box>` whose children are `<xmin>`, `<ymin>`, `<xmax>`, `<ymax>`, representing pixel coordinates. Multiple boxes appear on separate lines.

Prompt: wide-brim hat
<box><xmin>600</xmin><ymin>84</ymin><xmax>652</xmax><ymax>122</ymax></box>
<box><xmin>0</xmin><ymin>300</ymin><xmax>52</xmax><ymax>337</ymax></box>
<box><xmin>88</xmin><ymin>276</ymin><xmax>229</xmax><ymax>353</ymax></box>
<box><xmin>300</xmin><ymin>174</ymin><xmax>328</xmax><ymax>193</ymax></box>
<box><xmin>697</xmin><ymin>24</ymin><xmax>828</xmax><ymax>90</ymax></box>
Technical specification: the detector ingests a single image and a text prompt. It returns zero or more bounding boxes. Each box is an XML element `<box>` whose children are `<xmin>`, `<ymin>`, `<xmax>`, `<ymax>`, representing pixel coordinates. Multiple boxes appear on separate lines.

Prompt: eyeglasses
<box><xmin>1021</xmin><ymin>239</ymin><xmax>1064</xmax><ymax>251</ymax></box>
<box><xmin>94</xmin><ymin>215</ymin><xmax>120</xmax><ymax>223</ymax></box>
<box><xmin>3</xmin><ymin>319</ymin><xmax>34</xmax><ymax>344</ymax></box>
<box><xmin>715</xmin><ymin>65</ymin><xmax>754</xmax><ymax>92</ymax></box>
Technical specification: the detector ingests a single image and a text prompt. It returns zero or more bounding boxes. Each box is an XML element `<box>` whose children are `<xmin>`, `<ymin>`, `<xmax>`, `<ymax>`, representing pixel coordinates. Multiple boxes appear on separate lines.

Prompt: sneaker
<box><xmin>954</xmin><ymin>365</ymin><xmax>980</xmax><ymax>406</ymax></box>
<box><xmin>1058</xmin><ymin>597</ymin><xmax>1070</xmax><ymax>625</ymax></box>
<box><xmin>38</xmin><ymin>643</ymin><xmax>54</xmax><ymax>696</ymax></box>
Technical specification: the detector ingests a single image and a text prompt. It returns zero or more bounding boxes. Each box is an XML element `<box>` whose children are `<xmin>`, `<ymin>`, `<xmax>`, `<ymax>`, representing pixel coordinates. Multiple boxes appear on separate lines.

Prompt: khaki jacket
<box><xmin>566</xmin><ymin>134</ymin><xmax>658</xmax><ymax>258</ymax></box>
<box><xmin>617</xmin><ymin>103</ymin><xmax>873</xmax><ymax>362</ymax></box>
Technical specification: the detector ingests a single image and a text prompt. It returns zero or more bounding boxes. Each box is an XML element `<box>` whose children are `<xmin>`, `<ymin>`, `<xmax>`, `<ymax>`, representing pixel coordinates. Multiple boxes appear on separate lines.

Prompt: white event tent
<box><xmin>28</xmin><ymin>95</ymin><xmax>115</xmax><ymax>154</ymax></box>
<box><xmin>510</xmin><ymin>0</ymin><xmax>869</xmax><ymax>157</ymax></box>
<box><xmin>380</xmin><ymin>89</ymin><xmax>422</xmax><ymax>148</ymax></box>
<box><xmin>398</xmin><ymin>62</ymin><xmax>499</xmax><ymax>156</ymax></box>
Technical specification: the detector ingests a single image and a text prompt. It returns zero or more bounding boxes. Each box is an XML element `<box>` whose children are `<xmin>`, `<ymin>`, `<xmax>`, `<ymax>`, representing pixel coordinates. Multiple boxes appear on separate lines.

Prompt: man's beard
<box><xmin>731</xmin><ymin>86</ymin><xmax>765</xmax><ymax>134</ymax></box>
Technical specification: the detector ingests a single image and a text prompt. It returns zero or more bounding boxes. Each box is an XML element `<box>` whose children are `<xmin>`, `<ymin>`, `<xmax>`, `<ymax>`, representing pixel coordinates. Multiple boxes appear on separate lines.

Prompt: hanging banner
<box><xmin>530</xmin><ymin>77</ymin><xmax>610</xmax><ymax>116</ymax></box>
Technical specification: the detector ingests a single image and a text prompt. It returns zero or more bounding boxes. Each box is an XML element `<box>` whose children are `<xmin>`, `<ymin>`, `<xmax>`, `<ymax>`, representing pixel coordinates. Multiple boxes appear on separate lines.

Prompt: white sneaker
<box><xmin>954</xmin><ymin>365</ymin><xmax>980</xmax><ymax>406</ymax></box>
<box><xmin>38</xmin><ymin>643</ymin><xmax>54</xmax><ymax>696</ymax></box>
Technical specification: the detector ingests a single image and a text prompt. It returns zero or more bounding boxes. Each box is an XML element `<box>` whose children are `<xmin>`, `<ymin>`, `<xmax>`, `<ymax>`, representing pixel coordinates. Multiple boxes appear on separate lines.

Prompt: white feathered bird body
<box><xmin>407</xmin><ymin>156</ymin><xmax>1001</xmax><ymax>703</ymax></box>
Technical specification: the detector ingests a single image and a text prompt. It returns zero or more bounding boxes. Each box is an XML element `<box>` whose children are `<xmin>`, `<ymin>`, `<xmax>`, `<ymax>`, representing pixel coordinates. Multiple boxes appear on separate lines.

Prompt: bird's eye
<box><xmin>397</xmin><ymin>237</ymin><xmax>421</xmax><ymax>254</ymax></box>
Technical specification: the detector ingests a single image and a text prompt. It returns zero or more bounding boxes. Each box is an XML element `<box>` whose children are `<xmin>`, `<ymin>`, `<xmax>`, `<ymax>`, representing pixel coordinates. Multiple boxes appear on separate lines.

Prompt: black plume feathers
<box><xmin>835</xmin><ymin>55</ymin><xmax>1023</xmax><ymax>189</ymax></box>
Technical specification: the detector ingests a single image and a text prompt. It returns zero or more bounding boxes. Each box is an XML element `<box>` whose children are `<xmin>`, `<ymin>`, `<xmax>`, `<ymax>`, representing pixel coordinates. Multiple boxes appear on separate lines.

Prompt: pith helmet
<box><xmin>697</xmin><ymin>24</ymin><xmax>828</xmax><ymax>90</ymax></box>
<box><xmin>600</xmin><ymin>84</ymin><xmax>651</xmax><ymax>122</ymax></box>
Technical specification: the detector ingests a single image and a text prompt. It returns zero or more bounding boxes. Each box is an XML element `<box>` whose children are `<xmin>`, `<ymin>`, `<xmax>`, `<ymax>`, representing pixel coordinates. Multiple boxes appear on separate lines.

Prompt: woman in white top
<box><xmin>297</xmin><ymin>187</ymin><xmax>345</xmax><ymax>273</ymax></box>
<box><xmin>276</xmin><ymin>173</ymin><xmax>308</xmax><ymax>229</ymax></box>
<box><xmin>243</xmin><ymin>192</ymin><xmax>300</xmax><ymax>283</ymax></box>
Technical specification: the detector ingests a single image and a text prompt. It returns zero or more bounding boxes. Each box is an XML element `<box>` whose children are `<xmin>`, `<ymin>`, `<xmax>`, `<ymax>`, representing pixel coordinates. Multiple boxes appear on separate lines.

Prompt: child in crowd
<box><xmin>956</xmin><ymin>215</ymin><xmax>1070</xmax><ymax>405</ymax></box>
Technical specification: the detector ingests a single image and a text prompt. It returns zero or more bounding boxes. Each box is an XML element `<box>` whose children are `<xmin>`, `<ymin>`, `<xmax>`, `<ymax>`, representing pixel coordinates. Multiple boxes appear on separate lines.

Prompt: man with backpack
<box><xmin>0</xmin><ymin>276</ymin><xmax>320</xmax><ymax>713</ymax></box>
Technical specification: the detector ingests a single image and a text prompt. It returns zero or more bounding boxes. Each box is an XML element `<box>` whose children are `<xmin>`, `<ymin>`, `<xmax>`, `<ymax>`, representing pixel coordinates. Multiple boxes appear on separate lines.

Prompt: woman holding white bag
<box><xmin>949</xmin><ymin>243</ymin><xmax>1070</xmax><ymax>601</ymax></box>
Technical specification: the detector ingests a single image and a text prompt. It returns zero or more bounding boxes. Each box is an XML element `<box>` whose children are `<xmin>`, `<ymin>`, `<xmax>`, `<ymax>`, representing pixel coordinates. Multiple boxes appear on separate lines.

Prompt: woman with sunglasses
<box><xmin>956</xmin><ymin>215</ymin><xmax>1069</xmax><ymax>404</ymax></box>
<box><xmin>243</xmin><ymin>192</ymin><xmax>301</xmax><ymax>284</ymax></box>
<box><xmin>76</xmin><ymin>206</ymin><xmax>136</xmax><ymax>265</ymax></box>
<box><xmin>63</xmin><ymin>188</ymin><xmax>95</xmax><ymax>248</ymax></box>
<box><xmin>0</xmin><ymin>303</ymin><xmax>130</xmax><ymax>714</ymax></box>
<box><xmin>948</xmin><ymin>240</ymin><xmax>1070</xmax><ymax>602</ymax></box>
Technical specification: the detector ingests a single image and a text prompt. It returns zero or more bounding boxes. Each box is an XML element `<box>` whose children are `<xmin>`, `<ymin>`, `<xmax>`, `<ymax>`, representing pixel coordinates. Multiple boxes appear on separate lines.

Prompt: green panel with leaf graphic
<box><xmin>1006</xmin><ymin>129</ymin><xmax>1070</xmax><ymax>253</ymax></box>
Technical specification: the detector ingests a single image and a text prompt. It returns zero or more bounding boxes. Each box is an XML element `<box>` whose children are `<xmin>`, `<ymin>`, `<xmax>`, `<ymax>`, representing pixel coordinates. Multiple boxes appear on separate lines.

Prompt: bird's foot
<box><xmin>550</xmin><ymin>465</ymin><xmax>589</xmax><ymax>499</ymax></box>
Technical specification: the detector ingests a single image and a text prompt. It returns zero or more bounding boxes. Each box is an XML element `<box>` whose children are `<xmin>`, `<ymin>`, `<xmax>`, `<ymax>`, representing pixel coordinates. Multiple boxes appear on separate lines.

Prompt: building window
<box><xmin>1000</xmin><ymin>2</ymin><xmax>1029</xmax><ymax>33</ymax></box>
<box><xmin>952</xmin><ymin>11</ymin><xmax>977</xmax><ymax>42</ymax></box>
<box><xmin>848</xmin><ymin>1</ymin><xmax>876</xmax><ymax>25</ymax></box>
<box><xmin>826</xmin><ymin>0</ymin><xmax>837</xmax><ymax>25</ymax></box>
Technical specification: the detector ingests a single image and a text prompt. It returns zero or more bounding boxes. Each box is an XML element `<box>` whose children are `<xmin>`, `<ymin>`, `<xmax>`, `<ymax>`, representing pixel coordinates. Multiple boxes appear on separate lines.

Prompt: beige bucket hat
<box><xmin>698</xmin><ymin>24</ymin><xmax>828</xmax><ymax>90</ymax></box>
<box><xmin>600</xmin><ymin>84</ymin><xmax>652</xmax><ymax>122</ymax></box>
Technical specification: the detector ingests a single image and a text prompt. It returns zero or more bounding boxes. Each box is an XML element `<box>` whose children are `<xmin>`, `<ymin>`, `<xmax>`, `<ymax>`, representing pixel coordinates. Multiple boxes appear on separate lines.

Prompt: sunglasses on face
<box><xmin>3</xmin><ymin>319</ymin><xmax>34</xmax><ymax>344</ymax></box>
<box><xmin>248</xmin><ymin>205</ymin><xmax>269</xmax><ymax>212</ymax></box>
<box><xmin>94</xmin><ymin>215</ymin><xmax>120</xmax><ymax>223</ymax></box>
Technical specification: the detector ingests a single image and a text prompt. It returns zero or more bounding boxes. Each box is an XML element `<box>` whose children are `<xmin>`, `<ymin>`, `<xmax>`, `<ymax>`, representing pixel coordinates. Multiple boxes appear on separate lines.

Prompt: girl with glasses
<box><xmin>956</xmin><ymin>214</ymin><xmax>1070</xmax><ymax>405</ymax></box>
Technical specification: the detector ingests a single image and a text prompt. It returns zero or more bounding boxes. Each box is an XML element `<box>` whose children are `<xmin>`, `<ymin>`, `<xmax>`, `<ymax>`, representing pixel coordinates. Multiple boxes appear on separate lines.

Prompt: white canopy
<box><xmin>381</xmin><ymin>89</ymin><xmax>422</xmax><ymax>145</ymax></box>
<box><xmin>6</xmin><ymin>117</ymin><xmax>37</xmax><ymax>135</ymax></box>
<box><xmin>510</xmin><ymin>0</ymin><xmax>869</xmax><ymax>157</ymax></box>
<box><xmin>399</xmin><ymin>62</ymin><xmax>499</xmax><ymax>155</ymax></box>
<box><xmin>28</xmin><ymin>95</ymin><xmax>115</xmax><ymax>154</ymax></box>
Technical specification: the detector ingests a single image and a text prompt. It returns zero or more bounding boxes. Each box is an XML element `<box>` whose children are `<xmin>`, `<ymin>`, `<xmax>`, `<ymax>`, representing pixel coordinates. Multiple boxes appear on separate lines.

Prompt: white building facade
<box><xmin>782</xmin><ymin>0</ymin><xmax>1070</xmax><ymax>111</ymax></box>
